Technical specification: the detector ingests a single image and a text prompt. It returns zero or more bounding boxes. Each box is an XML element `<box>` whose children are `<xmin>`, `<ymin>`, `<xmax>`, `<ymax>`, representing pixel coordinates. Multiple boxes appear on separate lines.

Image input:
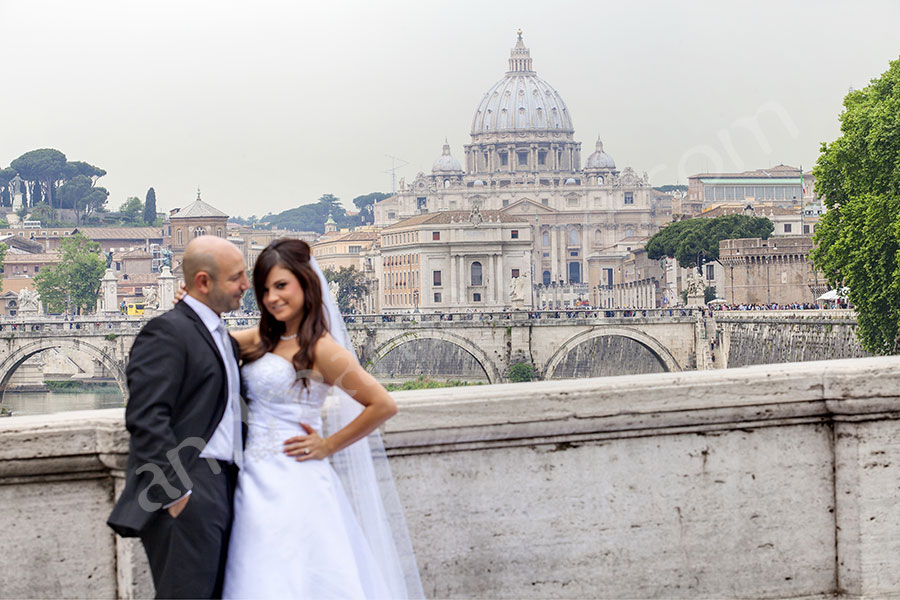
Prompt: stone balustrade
<box><xmin>3</xmin><ymin>356</ymin><xmax>900</xmax><ymax>598</ymax></box>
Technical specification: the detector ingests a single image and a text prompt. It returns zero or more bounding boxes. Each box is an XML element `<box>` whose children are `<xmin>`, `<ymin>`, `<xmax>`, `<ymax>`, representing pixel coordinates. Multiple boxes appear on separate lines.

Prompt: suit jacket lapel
<box><xmin>174</xmin><ymin>301</ymin><xmax>226</xmax><ymax>372</ymax></box>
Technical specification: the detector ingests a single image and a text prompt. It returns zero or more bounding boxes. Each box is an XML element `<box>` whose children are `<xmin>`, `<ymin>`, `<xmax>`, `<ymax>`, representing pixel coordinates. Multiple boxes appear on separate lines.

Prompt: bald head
<box><xmin>183</xmin><ymin>236</ymin><xmax>242</xmax><ymax>290</ymax></box>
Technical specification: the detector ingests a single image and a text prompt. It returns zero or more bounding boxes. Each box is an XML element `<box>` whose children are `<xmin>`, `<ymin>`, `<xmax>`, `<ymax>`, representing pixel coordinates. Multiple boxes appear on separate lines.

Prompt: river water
<box><xmin>2</xmin><ymin>390</ymin><xmax>125</xmax><ymax>417</ymax></box>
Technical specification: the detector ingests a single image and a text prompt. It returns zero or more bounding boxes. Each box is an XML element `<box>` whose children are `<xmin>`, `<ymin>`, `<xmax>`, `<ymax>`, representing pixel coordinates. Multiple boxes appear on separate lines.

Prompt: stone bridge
<box><xmin>0</xmin><ymin>310</ymin><xmax>868</xmax><ymax>404</ymax></box>
<box><xmin>346</xmin><ymin>309</ymin><xmax>702</xmax><ymax>383</ymax></box>
<box><xmin>0</xmin><ymin>318</ymin><xmax>142</xmax><ymax>405</ymax></box>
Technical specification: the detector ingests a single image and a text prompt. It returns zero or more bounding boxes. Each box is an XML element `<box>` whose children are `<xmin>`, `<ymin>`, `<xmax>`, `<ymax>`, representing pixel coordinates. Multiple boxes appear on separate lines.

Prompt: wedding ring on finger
<box><xmin>304</xmin><ymin>448</ymin><xmax>310</xmax><ymax>455</ymax></box>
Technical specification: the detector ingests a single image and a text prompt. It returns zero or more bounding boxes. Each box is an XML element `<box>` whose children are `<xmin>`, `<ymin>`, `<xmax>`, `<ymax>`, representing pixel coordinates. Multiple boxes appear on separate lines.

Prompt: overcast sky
<box><xmin>2</xmin><ymin>0</ymin><xmax>899</xmax><ymax>218</ymax></box>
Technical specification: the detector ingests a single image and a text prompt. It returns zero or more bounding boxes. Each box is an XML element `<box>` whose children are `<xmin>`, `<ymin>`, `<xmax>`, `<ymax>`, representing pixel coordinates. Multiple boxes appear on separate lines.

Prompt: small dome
<box><xmin>473</xmin><ymin>179</ymin><xmax>485</xmax><ymax>187</ymax></box>
<box><xmin>584</xmin><ymin>136</ymin><xmax>615</xmax><ymax>170</ymax></box>
<box><xmin>564</xmin><ymin>178</ymin><xmax>576</xmax><ymax>185</ymax></box>
<box><xmin>432</xmin><ymin>141</ymin><xmax>463</xmax><ymax>173</ymax></box>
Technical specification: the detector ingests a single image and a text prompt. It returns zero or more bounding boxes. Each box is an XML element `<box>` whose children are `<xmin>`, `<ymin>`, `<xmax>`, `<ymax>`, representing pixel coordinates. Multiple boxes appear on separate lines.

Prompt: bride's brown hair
<box><xmin>244</xmin><ymin>239</ymin><xmax>327</xmax><ymax>385</ymax></box>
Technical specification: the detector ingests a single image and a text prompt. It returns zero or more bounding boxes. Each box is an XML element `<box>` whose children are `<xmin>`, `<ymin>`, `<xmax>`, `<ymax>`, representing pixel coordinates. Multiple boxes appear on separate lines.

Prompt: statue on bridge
<box><xmin>141</xmin><ymin>286</ymin><xmax>159</xmax><ymax>310</ymax></box>
<box><xmin>17</xmin><ymin>289</ymin><xmax>40</xmax><ymax>314</ymax></box>
<box><xmin>509</xmin><ymin>273</ymin><xmax>528</xmax><ymax>309</ymax></box>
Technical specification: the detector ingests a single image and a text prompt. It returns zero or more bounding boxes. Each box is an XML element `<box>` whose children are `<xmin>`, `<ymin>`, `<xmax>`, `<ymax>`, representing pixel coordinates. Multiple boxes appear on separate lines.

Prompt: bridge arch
<box><xmin>544</xmin><ymin>326</ymin><xmax>682</xmax><ymax>379</ymax></box>
<box><xmin>366</xmin><ymin>330</ymin><xmax>502</xmax><ymax>384</ymax></box>
<box><xmin>0</xmin><ymin>339</ymin><xmax>128</xmax><ymax>406</ymax></box>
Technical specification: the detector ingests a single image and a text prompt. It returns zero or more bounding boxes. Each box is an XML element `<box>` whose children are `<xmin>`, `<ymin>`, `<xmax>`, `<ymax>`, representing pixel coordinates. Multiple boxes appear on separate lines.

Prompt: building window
<box><xmin>784</xmin><ymin>223</ymin><xmax>792</xmax><ymax>233</ymax></box>
<box><xmin>804</xmin><ymin>224</ymin><xmax>810</xmax><ymax>234</ymax></box>
<box><xmin>433</xmin><ymin>270</ymin><xmax>442</xmax><ymax>286</ymax></box>
<box><xmin>434</xmin><ymin>292</ymin><xmax>442</xmax><ymax>303</ymax></box>
<box><xmin>473</xmin><ymin>293</ymin><xmax>481</xmax><ymax>302</ymax></box>
<box><xmin>538</xmin><ymin>151</ymin><xmax>547</xmax><ymax>166</ymax></box>
<box><xmin>511</xmin><ymin>230</ymin><xmax>519</xmax><ymax>239</ymax></box>
<box><xmin>417</xmin><ymin>197</ymin><xmax>427</xmax><ymax>210</ymax></box>
<box><xmin>511</xmin><ymin>268</ymin><xmax>520</xmax><ymax>278</ymax></box>
<box><xmin>542</xmin><ymin>230</ymin><xmax>550</xmax><ymax>246</ymax></box>
<box><xmin>349</xmin><ymin>246</ymin><xmax>361</xmax><ymax>254</ymax></box>
<box><xmin>517</xmin><ymin>150</ymin><xmax>529</xmax><ymax>169</ymax></box>
<box><xmin>471</xmin><ymin>261</ymin><xmax>483</xmax><ymax>286</ymax></box>
<box><xmin>543</xmin><ymin>270</ymin><xmax>551</xmax><ymax>285</ymax></box>
<box><xmin>569</xmin><ymin>251</ymin><xmax>578</xmax><ymax>257</ymax></box>
<box><xmin>502</xmin><ymin>199</ymin><xmax>509</xmax><ymax>207</ymax></box>
<box><xmin>541</xmin><ymin>198</ymin><xmax>549</xmax><ymax>206</ymax></box>
<box><xmin>625</xmin><ymin>192</ymin><xmax>634</xmax><ymax>205</ymax></box>
<box><xmin>387</xmin><ymin>212</ymin><xmax>396</xmax><ymax>220</ymax></box>
<box><xmin>568</xmin><ymin>262</ymin><xmax>581</xmax><ymax>284</ymax></box>
<box><xmin>499</xmin><ymin>152</ymin><xmax>508</xmax><ymax>167</ymax></box>
<box><xmin>177</xmin><ymin>229</ymin><xmax>183</xmax><ymax>245</ymax></box>
<box><xmin>432</xmin><ymin>231</ymin><xmax>440</xmax><ymax>241</ymax></box>
<box><xmin>217</xmin><ymin>228</ymin><xmax>223</xmax><ymax>237</ymax></box>
<box><xmin>34</xmin><ymin>266</ymin><xmax>39</xmax><ymax>273</ymax></box>
<box><xmin>568</xmin><ymin>228</ymin><xmax>579</xmax><ymax>245</ymax></box>
<box><xmin>706</xmin><ymin>264</ymin><xmax>715</xmax><ymax>281</ymax></box>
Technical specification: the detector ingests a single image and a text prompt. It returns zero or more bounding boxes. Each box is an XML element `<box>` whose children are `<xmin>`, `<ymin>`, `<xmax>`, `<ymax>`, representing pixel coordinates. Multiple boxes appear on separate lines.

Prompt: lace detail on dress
<box><xmin>241</xmin><ymin>353</ymin><xmax>330</xmax><ymax>460</ymax></box>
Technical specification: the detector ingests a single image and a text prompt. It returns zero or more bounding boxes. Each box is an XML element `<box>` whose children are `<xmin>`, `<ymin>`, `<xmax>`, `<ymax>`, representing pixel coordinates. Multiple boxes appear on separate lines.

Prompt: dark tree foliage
<box><xmin>5</xmin><ymin>149</ymin><xmax>107</xmax><ymax>219</ymax></box>
<box><xmin>10</xmin><ymin>149</ymin><xmax>66</xmax><ymax>208</ymax></box>
<box><xmin>653</xmin><ymin>184</ymin><xmax>688</xmax><ymax>193</ymax></box>
<box><xmin>646</xmin><ymin>214</ymin><xmax>774</xmax><ymax>268</ymax></box>
<box><xmin>144</xmin><ymin>188</ymin><xmax>157</xmax><ymax>225</ymax></box>
<box><xmin>58</xmin><ymin>175</ymin><xmax>109</xmax><ymax>224</ymax></box>
<box><xmin>810</xmin><ymin>57</ymin><xmax>900</xmax><ymax>354</ymax></box>
<box><xmin>352</xmin><ymin>192</ymin><xmax>390</xmax><ymax>225</ymax></box>
<box><xmin>265</xmin><ymin>194</ymin><xmax>355</xmax><ymax>233</ymax></box>
<box><xmin>322</xmin><ymin>266</ymin><xmax>368</xmax><ymax>313</ymax></box>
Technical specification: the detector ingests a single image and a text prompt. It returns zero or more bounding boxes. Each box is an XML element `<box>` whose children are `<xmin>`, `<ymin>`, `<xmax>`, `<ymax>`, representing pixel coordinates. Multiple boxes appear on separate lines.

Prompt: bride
<box><xmin>221</xmin><ymin>238</ymin><xmax>423</xmax><ymax>599</ymax></box>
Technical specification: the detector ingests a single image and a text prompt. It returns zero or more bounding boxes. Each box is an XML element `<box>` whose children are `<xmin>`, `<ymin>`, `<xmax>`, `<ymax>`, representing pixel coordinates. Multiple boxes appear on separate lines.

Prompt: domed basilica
<box><xmin>373</xmin><ymin>32</ymin><xmax>658</xmax><ymax>311</ymax></box>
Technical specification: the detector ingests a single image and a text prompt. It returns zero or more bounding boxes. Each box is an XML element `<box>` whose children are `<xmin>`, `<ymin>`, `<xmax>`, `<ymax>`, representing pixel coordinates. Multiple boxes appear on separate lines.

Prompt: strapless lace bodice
<box><xmin>241</xmin><ymin>353</ymin><xmax>330</xmax><ymax>458</ymax></box>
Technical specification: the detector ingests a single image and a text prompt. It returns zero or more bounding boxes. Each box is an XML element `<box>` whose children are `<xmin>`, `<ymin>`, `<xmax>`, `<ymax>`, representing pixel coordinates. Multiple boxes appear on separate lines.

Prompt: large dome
<box><xmin>471</xmin><ymin>32</ymin><xmax>574</xmax><ymax>135</ymax></box>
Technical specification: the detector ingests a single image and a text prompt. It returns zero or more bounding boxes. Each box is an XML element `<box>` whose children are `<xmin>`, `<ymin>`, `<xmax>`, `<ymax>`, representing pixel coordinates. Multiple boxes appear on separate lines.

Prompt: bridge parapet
<box><xmin>3</xmin><ymin>357</ymin><xmax>900</xmax><ymax>598</ymax></box>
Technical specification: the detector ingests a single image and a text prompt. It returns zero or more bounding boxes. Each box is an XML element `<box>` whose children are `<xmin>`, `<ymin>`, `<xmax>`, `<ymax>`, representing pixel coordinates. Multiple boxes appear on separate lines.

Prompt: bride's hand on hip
<box><xmin>283</xmin><ymin>422</ymin><xmax>333</xmax><ymax>461</ymax></box>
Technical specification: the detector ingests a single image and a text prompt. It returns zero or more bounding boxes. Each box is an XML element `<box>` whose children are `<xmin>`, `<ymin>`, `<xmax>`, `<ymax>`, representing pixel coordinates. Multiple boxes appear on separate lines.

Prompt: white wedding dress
<box><xmin>223</xmin><ymin>353</ymin><xmax>393</xmax><ymax>599</ymax></box>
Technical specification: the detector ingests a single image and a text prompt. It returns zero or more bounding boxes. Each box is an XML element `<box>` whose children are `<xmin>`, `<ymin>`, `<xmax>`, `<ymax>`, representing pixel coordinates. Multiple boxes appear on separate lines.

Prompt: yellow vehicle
<box><xmin>125</xmin><ymin>302</ymin><xmax>146</xmax><ymax>316</ymax></box>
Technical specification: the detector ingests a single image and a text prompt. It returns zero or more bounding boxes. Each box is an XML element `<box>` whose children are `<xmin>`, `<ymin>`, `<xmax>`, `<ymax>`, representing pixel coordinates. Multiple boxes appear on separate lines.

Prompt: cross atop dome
<box><xmin>508</xmin><ymin>29</ymin><xmax>534</xmax><ymax>74</ymax></box>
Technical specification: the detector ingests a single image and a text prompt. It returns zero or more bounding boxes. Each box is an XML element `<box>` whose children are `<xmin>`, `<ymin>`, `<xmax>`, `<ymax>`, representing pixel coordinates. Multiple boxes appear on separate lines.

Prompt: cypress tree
<box><xmin>144</xmin><ymin>187</ymin><xmax>157</xmax><ymax>225</ymax></box>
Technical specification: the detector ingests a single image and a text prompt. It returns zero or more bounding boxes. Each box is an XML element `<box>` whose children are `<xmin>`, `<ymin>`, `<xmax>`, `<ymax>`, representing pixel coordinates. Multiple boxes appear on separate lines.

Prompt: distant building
<box><xmin>311</xmin><ymin>231</ymin><xmax>377</xmax><ymax>272</ymax></box>
<box><xmin>718</xmin><ymin>236</ymin><xmax>823</xmax><ymax>305</ymax></box>
<box><xmin>684</xmin><ymin>165</ymin><xmax>817</xmax><ymax>216</ymax></box>
<box><xmin>377</xmin><ymin>208</ymin><xmax>531</xmax><ymax>312</ymax></box>
<box><xmin>164</xmin><ymin>190</ymin><xmax>229</xmax><ymax>269</ymax></box>
<box><xmin>373</xmin><ymin>32</ymin><xmax>657</xmax><ymax>298</ymax></box>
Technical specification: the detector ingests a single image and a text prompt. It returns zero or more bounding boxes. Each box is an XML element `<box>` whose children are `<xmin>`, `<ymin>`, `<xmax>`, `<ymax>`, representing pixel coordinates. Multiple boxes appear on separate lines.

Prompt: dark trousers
<box><xmin>140</xmin><ymin>460</ymin><xmax>237</xmax><ymax>599</ymax></box>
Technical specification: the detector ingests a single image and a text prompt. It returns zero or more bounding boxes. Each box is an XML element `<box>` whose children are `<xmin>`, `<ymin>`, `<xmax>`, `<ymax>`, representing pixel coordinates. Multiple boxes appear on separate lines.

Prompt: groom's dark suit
<box><xmin>108</xmin><ymin>300</ymin><xmax>241</xmax><ymax>598</ymax></box>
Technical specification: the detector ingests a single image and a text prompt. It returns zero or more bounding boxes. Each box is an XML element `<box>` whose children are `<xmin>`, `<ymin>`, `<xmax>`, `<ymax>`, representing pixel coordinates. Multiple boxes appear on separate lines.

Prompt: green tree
<box><xmin>646</xmin><ymin>214</ymin><xmax>774</xmax><ymax>268</ymax></box>
<box><xmin>265</xmin><ymin>194</ymin><xmax>352</xmax><ymax>232</ymax></box>
<box><xmin>34</xmin><ymin>233</ymin><xmax>106</xmax><ymax>314</ymax></box>
<box><xmin>57</xmin><ymin>175</ymin><xmax>109</xmax><ymax>224</ymax></box>
<box><xmin>508</xmin><ymin>362</ymin><xmax>536</xmax><ymax>382</ymax></box>
<box><xmin>10</xmin><ymin>149</ymin><xmax>67</xmax><ymax>209</ymax></box>
<box><xmin>322</xmin><ymin>266</ymin><xmax>368</xmax><ymax>313</ymax></box>
<box><xmin>0</xmin><ymin>167</ymin><xmax>16</xmax><ymax>207</ymax></box>
<box><xmin>119</xmin><ymin>196</ymin><xmax>144</xmax><ymax>224</ymax></box>
<box><xmin>144</xmin><ymin>187</ymin><xmax>157</xmax><ymax>225</ymax></box>
<box><xmin>352</xmin><ymin>192</ymin><xmax>390</xmax><ymax>225</ymax></box>
<box><xmin>810</xmin><ymin>57</ymin><xmax>900</xmax><ymax>354</ymax></box>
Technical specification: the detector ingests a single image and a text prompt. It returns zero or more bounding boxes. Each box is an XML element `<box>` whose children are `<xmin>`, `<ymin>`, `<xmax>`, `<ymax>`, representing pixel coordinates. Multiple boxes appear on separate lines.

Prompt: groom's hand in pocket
<box><xmin>167</xmin><ymin>493</ymin><xmax>190</xmax><ymax>518</ymax></box>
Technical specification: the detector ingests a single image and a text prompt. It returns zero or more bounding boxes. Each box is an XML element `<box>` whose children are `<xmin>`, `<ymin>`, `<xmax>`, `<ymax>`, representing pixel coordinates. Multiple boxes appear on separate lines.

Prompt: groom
<box><xmin>108</xmin><ymin>236</ymin><xmax>250</xmax><ymax>598</ymax></box>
